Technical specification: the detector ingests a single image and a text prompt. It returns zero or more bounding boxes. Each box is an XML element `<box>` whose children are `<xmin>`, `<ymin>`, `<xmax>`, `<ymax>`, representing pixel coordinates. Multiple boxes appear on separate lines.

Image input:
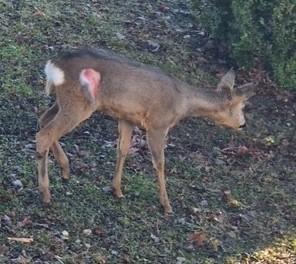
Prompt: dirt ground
<box><xmin>0</xmin><ymin>1</ymin><xmax>295</xmax><ymax>263</ymax></box>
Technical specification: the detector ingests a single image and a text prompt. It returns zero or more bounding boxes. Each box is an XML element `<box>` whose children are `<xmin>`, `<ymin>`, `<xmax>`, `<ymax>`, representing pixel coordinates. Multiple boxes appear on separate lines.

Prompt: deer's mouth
<box><xmin>239</xmin><ymin>123</ymin><xmax>246</xmax><ymax>129</ymax></box>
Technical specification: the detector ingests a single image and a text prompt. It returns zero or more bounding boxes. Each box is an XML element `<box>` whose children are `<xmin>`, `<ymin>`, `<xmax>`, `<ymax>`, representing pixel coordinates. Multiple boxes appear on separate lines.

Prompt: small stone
<box><xmin>111</xmin><ymin>250</ymin><xmax>118</xmax><ymax>256</ymax></box>
<box><xmin>61</xmin><ymin>230</ymin><xmax>69</xmax><ymax>240</ymax></box>
<box><xmin>138</xmin><ymin>16</ymin><xmax>146</xmax><ymax>21</ymax></box>
<box><xmin>116</xmin><ymin>32</ymin><xmax>126</xmax><ymax>40</ymax></box>
<box><xmin>176</xmin><ymin>218</ymin><xmax>186</xmax><ymax>225</ymax></box>
<box><xmin>12</xmin><ymin>180</ymin><xmax>23</xmax><ymax>191</ymax></box>
<box><xmin>176</xmin><ymin>257</ymin><xmax>186</xmax><ymax>264</ymax></box>
<box><xmin>83</xmin><ymin>229</ymin><xmax>92</xmax><ymax>236</ymax></box>
<box><xmin>147</xmin><ymin>40</ymin><xmax>160</xmax><ymax>52</ymax></box>
<box><xmin>1</xmin><ymin>215</ymin><xmax>12</xmax><ymax>226</ymax></box>
<box><xmin>150</xmin><ymin>233</ymin><xmax>160</xmax><ymax>243</ymax></box>
<box><xmin>102</xmin><ymin>186</ymin><xmax>113</xmax><ymax>193</ymax></box>
<box><xmin>215</xmin><ymin>159</ymin><xmax>225</xmax><ymax>165</ymax></box>
<box><xmin>200</xmin><ymin>199</ymin><xmax>208</xmax><ymax>207</ymax></box>
<box><xmin>24</xmin><ymin>143</ymin><xmax>34</xmax><ymax>149</ymax></box>
<box><xmin>227</xmin><ymin>231</ymin><xmax>237</xmax><ymax>239</ymax></box>
<box><xmin>191</xmin><ymin>207</ymin><xmax>201</xmax><ymax>214</ymax></box>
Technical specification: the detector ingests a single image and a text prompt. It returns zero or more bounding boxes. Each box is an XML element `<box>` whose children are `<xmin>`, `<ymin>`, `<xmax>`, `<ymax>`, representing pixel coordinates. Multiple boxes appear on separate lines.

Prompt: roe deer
<box><xmin>36</xmin><ymin>48</ymin><xmax>255</xmax><ymax>213</ymax></box>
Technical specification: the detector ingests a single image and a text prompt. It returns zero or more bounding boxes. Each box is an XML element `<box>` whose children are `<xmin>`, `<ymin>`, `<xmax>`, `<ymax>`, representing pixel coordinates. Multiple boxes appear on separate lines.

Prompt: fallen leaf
<box><xmin>188</xmin><ymin>231</ymin><xmax>207</xmax><ymax>247</ymax></box>
<box><xmin>221</xmin><ymin>145</ymin><xmax>267</xmax><ymax>160</ymax></box>
<box><xmin>0</xmin><ymin>245</ymin><xmax>9</xmax><ymax>256</ymax></box>
<box><xmin>94</xmin><ymin>255</ymin><xmax>107</xmax><ymax>264</ymax></box>
<box><xmin>209</xmin><ymin>238</ymin><xmax>222</xmax><ymax>252</ymax></box>
<box><xmin>93</xmin><ymin>226</ymin><xmax>106</xmax><ymax>237</ymax></box>
<box><xmin>33</xmin><ymin>7</ymin><xmax>45</xmax><ymax>17</ymax></box>
<box><xmin>264</xmin><ymin>136</ymin><xmax>275</xmax><ymax>145</ymax></box>
<box><xmin>222</xmin><ymin>190</ymin><xmax>242</xmax><ymax>208</ymax></box>
<box><xmin>11</xmin><ymin>254</ymin><xmax>31</xmax><ymax>264</ymax></box>
<box><xmin>122</xmin><ymin>254</ymin><xmax>130</xmax><ymax>263</ymax></box>
<box><xmin>17</xmin><ymin>216</ymin><xmax>32</xmax><ymax>228</ymax></box>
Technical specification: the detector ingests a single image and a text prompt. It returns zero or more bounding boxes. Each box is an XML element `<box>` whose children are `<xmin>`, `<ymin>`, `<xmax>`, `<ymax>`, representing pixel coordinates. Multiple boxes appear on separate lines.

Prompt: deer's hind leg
<box><xmin>39</xmin><ymin>102</ymin><xmax>70</xmax><ymax>180</ymax></box>
<box><xmin>147</xmin><ymin>128</ymin><xmax>172</xmax><ymax>214</ymax></box>
<box><xmin>36</xmin><ymin>104</ymin><xmax>93</xmax><ymax>204</ymax></box>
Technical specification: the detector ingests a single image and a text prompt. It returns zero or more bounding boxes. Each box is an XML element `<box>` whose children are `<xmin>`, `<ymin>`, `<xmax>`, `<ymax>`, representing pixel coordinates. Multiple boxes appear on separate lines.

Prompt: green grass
<box><xmin>0</xmin><ymin>0</ymin><xmax>295</xmax><ymax>263</ymax></box>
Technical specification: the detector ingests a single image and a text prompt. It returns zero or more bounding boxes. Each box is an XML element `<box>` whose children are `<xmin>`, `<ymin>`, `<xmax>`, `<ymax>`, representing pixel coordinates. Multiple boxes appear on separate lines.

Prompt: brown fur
<box><xmin>36</xmin><ymin>48</ymin><xmax>255</xmax><ymax>213</ymax></box>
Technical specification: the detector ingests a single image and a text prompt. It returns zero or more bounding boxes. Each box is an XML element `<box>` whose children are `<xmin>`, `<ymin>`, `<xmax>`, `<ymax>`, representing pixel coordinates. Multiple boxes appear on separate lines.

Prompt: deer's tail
<box><xmin>44</xmin><ymin>60</ymin><xmax>65</xmax><ymax>95</ymax></box>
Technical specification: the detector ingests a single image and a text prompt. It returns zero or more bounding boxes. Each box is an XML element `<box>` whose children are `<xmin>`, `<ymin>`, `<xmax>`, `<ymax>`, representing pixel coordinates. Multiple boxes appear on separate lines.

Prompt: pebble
<box><xmin>2</xmin><ymin>215</ymin><xmax>12</xmax><ymax>226</ymax></box>
<box><xmin>61</xmin><ymin>230</ymin><xmax>69</xmax><ymax>240</ymax></box>
<box><xmin>200</xmin><ymin>199</ymin><xmax>208</xmax><ymax>207</ymax></box>
<box><xmin>102</xmin><ymin>186</ymin><xmax>113</xmax><ymax>193</ymax></box>
<box><xmin>111</xmin><ymin>250</ymin><xmax>118</xmax><ymax>256</ymax></box>
<box><xmin>12</xmin><ymin>180</ymin><xmax>23</xmax><ymax>191</ymax></box>
<box><xmin>147</xmin><ymin>40</ymin><xmax>160</xmax><ymax>52</ymax></box>
<box><xmin>176</xmin><ymin>257</ymin><xmax>186</xmax><ymax>264</ymax></box>
<box><xmin>150</xmin><ymin>233</ymin><xmax>160</xmax><ymax>243</ymax></box>
<box><xmin>116</xmin><ymin>32</ymin><xmax>126</xmax><ymax>40</ymax></box>
<box><xmin>83</xmin><ymin>229</ymin><xmax>92</xmax><ymax>236</ymax></box>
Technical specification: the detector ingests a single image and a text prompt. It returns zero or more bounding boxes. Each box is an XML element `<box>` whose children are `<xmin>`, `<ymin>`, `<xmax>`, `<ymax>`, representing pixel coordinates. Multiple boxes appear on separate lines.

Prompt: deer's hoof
<box><xmin>41</xmin><ymin>191</ymin><xmax>51</xmax><ymax>205</ymax></box>
<box><xmin>61</xmin><ymin>177</ymin><xmax>70</xmax><ymax>184</ymax></box>
<box><xmin>113</xmin><ymin>189</ymin><xmax>124</xmax><ymax>199</ymax></box>
<box><xmin>42</xmin><ymin>201</ymin><xmax>52</xmax><ymax>208</ymax></box>
<box><xmin>164</xmin><ymin>204</ymin><xmax>173</xmax><ymax>215</ymax></box>
<box><xmin>61</xmin><ymin>169</ymin><xmax>70</xmax><ymax>181</ymax></box>
<box><xmin>165</xmin><ymin>208</ymin><xmax>173</xmax><ymax>215</ymax></box>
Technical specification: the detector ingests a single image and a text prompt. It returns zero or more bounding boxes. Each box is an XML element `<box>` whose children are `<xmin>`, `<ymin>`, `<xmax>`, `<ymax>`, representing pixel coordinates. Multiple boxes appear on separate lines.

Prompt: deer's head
<box><xmin>213</xmin><ymin>69</ymin><xmax>255</xmax><ymax>130</ymax></box>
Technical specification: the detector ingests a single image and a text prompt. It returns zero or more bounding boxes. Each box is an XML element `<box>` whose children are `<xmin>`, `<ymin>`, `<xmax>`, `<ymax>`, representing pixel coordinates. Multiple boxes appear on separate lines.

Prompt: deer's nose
<box><xmin>239</xmin><ymin>123</ymin><xmax>246</xmax><ymax>129</ymax></box>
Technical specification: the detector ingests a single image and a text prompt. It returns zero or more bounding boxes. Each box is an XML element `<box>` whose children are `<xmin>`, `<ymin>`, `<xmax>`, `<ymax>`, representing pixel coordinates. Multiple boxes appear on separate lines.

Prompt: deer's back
<box><xmin>54</xmin><ymin>49</ymin><xmax>188</xmax><ymax>128</ymax></box>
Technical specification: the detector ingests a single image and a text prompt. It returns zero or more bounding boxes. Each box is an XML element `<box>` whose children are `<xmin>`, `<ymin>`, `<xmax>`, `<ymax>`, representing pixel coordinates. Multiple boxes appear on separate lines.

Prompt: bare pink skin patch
<box><xmin>79</xmin><ymin>69</ymin><xmax>101</xmax><ymax>101</ymax></box>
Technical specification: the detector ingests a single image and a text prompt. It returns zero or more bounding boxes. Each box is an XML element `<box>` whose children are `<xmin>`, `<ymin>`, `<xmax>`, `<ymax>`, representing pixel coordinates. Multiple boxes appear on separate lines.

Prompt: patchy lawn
<box><xmin>0</xmin><ymin>0</ymin><xmax>295</xmax><ymax>263</ymax></box>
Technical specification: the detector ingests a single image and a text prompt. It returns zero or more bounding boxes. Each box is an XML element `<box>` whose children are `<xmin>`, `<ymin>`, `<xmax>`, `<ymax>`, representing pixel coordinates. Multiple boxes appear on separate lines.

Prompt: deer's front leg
<box><xmin>112</xmin><ymin>120</ymin><xmax>133</xmax><ymax>198</ymax></box>
<box><xmin>147</xmin><ymin>128</ymin><xmax>172</xmax><ymax>214</ymax></box>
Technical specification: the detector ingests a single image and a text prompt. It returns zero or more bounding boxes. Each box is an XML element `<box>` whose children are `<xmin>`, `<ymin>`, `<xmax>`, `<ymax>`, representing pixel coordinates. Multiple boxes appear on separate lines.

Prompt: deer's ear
<box><xmin>216</xmin><ymin>69</ymin><xmax>235</xmax><ymax>100</ymax></box>
<box><xmin>79</xmin><ymin>69</ymin><xmax>101</xmax><ymax>102</ymax></box>
<box><xmin>236</xmin><ymin>82</ymin><xmax>256</xmax><ymax>100</ymax></box>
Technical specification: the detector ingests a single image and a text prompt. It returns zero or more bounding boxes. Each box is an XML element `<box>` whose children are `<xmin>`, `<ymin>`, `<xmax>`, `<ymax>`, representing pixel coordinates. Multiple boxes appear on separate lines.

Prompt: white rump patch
<box><xmin>44</xmin><ymin>60</ymin><xmax>65</xmax><ymax>94</ymax></box>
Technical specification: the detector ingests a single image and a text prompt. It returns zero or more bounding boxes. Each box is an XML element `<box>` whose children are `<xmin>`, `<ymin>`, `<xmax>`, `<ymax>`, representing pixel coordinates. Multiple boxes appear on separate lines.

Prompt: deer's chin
<box><xmin>216</xmin><ymin>122</ymin><xmax>235</xmax><ymax>129</ymax></box>
<box><xmin>229</xmin><ymin>125</ymin><xmax>244</xmax><ymax>131</ymax></box>
<box><xmin>218</xmin><ymin>122</ymin><xmax>242</xmax><ymax>131</ymax></box>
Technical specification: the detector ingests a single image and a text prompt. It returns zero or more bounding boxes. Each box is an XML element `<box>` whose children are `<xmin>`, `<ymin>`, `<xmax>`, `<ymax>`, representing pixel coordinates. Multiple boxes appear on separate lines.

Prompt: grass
<box><xmin>0</xmin><ymin>0</ymin><xmax>295</xmax><ymax>263</ymax></box>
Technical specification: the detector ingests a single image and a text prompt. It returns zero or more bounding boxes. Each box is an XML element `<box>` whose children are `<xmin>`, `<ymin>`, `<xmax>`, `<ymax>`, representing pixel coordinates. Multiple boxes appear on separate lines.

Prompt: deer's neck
<box><xmin>184</xmin><ymin>85</ymin><xmax>228</xmax><ymax>119</ymax></box>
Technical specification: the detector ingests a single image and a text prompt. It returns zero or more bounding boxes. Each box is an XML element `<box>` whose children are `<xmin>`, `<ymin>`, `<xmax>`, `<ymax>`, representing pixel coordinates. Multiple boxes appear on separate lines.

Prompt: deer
<box><xmin>36</xmin><ymin>48</ymin><xmax>255</xmax><ymax>214</ymax></box>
